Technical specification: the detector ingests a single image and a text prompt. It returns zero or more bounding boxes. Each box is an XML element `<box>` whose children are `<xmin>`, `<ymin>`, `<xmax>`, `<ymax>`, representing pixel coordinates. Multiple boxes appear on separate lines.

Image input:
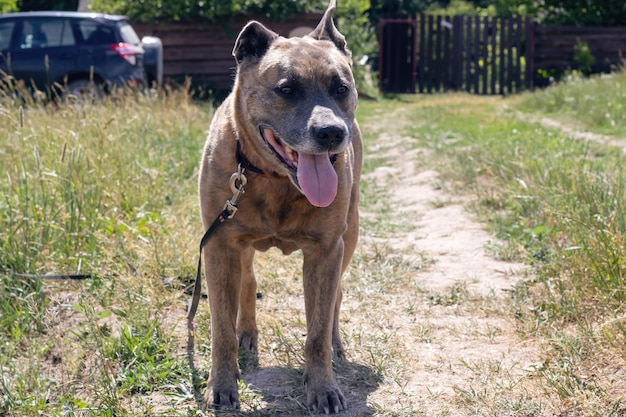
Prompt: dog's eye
<box><xmin>278</xmin><ymin>86</ymin><xmax>293</xmax><ymax>96</ymax></box>
<box><xmin>337</xmin><ymin>84</ymin><xmax>349</xmax><ymax>95</ymax></box>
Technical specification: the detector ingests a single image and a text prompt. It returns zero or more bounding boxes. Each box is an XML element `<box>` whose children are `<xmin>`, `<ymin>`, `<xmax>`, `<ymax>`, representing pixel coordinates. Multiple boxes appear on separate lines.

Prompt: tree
<box><xmin>19</xmin><ymin>0</ymin><xmax>78</xmax><ymax>11</ymax></box>
<box><xmin>543</xmin><ymin>0</ymin><xmax>626</xmax><ymax>26</ymax></box>
<box><xmin>495</xmin><ymin>0</ymin><xmax>626</xmax><ymax>26</ymax></box>
<box><xmin>88</xmin><ymin>0</ymin><xmax>327</xmax><ymax>24</ymax></box>
<box><xmin>0</xmin><ymin>0</ymin><xmax>18</xmax><ymax>13</ymax></box>
<box><xmin>368</xmin><ymin>0</ymin><xmax>440</xmax><ymax>21</ymax></box>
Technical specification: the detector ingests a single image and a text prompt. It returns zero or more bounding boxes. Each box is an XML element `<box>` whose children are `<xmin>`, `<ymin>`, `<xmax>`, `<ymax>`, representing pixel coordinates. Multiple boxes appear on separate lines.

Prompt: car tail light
<box><xmin>110</xmin><ymin>42</ymin><xmax>137</xmax><ymax>66</ymax></box>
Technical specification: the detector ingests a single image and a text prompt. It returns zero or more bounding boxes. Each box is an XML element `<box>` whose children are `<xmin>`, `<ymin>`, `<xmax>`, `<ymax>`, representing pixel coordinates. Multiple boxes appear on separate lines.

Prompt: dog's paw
<box><xmin>206</xmin><ymin>373</ymin><xmax>240</xmax><ymax>411</ymax></box>
<box><xmin>238</xmin><ymin>330</ymin><xmax>258</xmax><ymax>355</ymax></box>
<box><xmin>332</xmin><ymin>338</ymin><xmax>346</xmax><ymax>361</ymax></box>
<box><xmin>238</xmin><ymin>331</ymin><xmax>259</xmax><ymax>370</ymax></box>
<box><xmin>305</xmin><ymin>380</ymin><xmax>347</xmax><ymax>414</ymax></box>
<box><xmin>206</xmin><ymin>386</ymin><xmax>240</xmax><ymax>410</ymax></box>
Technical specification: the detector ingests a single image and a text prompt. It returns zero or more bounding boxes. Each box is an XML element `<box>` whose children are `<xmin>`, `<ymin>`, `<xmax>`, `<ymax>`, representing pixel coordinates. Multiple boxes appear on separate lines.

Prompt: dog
<box><xmin>198</xmin><ymin>0</ymin><xmax>362</xmax><ymax>413</ymax></box>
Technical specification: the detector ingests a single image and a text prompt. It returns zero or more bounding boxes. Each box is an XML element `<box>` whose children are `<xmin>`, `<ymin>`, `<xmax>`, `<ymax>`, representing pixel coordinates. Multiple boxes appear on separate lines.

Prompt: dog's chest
<box><xmin>234</xmin><ymin>188</ymin><xmax>324</xmax><ymax>253</ymax></box>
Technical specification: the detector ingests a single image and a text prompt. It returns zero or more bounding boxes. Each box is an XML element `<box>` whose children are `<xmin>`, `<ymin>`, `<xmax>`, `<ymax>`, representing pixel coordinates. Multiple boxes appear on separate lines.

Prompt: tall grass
<box><xmin>0</xmin><ymin>80</ymin><xmax>212</xmax><ymax>415</ymax></box>
<box><xmin>0</xmin><ymin>83</ymin><xmax>211</xmax><ymax>276</ymax></box>
<box><xmin>519</xmin><ymin>71</ymin><xmax>626</xmax><ymax>135</ymax></box>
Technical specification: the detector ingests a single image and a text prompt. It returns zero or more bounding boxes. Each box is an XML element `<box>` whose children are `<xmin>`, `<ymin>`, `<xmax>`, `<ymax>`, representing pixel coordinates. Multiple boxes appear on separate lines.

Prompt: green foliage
<box><xmin>0</xmin><ymin>82</ymin><xmax>209</xmax><ymax>415</ymax></box>
<box><xmin>336</xmin><ymin>0</ymin><xmax>379</xmax><ymax>98</ymax></box>
<box><xmin>0</xmin><ymin>0</ymin><xmax>18</xmax><ymax>13</ymax></box>
<box><xmin>492</xmin><ymin>0</ymin><xmax>540</xmax><ymax>17</ymax></box>
<box><xmin>427</xmin><ymin>0</ymin><xmax>484</xmax><ymax>16</ymax></box>
<box><xmin>18</xmin><ymin>0</ymin><xmax>78</xmax><ymax>11</ymax></box>
<box><xmin>0</xmin><ymin>275</ymin><xmax>47</xmax><ymax>346</ymax></box>
<box><xmin>493</xmin><ymin>0</ymin><xmax>626</xmax><ymax>25</ymax></box>
<box><xmin>367</xmin><ymin>0</ymin><xmax>438</xmax><ymax>26</ymax></box>
<box><xmin>88</xmin><ymin>0</ymin><xmax>327</xmax><ymax>23</ymax></box>
<box><xmin>573</xmin><ymin>39</ymin><xmax>595</xmax><ymax>75</ymax></box>
<box><xmin>541</xmin><ymin>0</ymin><xmax>626</xmax><ymax>26</ymax></box>
<box><xmin>111</xmin><ymin>321</ymin><xmax>187</xmax><ymax>394</ymax></box>
<box><xmin>369</xmin><ymin>0</ymin><xmax>437</xmax><ymax>16</ymax></box>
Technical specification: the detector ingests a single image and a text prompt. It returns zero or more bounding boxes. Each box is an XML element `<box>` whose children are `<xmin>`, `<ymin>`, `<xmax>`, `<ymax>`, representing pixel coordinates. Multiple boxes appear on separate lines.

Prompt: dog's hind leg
<box><xmin>237</xmin><ymin>247</ymin><xmax>259</xmax><ymax>367</ymax></box>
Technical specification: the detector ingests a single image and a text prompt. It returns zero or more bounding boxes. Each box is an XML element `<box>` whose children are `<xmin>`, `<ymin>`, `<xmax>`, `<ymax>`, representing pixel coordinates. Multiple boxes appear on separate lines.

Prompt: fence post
<box><xmin>525</xmin><ymin>19</ymin><xmax>535</xmax><ymax>90</ymax></box>
<box><xmin>452</xmin><ymin>15</ymin><xmax>463</xmax><ymax>90</ymax></box>
<box><xmin>418</xmin><ymin>15</ymin><xmax>426</xmax><ymax>93</ymax></box>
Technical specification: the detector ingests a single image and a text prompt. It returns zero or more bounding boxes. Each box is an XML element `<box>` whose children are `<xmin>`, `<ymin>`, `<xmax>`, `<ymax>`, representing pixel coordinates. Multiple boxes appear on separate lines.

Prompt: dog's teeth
<box><xmin>285</xmin><ymin>146</ymin><xmax>298</xmax><ymax>166</ymax></box>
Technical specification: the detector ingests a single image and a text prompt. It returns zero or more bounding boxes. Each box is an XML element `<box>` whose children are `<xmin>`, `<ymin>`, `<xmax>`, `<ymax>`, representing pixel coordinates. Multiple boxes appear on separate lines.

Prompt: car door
<box><xmin>0</xmin><ymin>19</ymin><xmax>17</xmax><ymax>80</ymax></box>
<box><xmin>8</xmin><ymin>17</ymin><xmax>78</xmax><ymax>91</ymax></box>
<box><xmin>73</xmin><ymin>18</ymin><xmax>116</xmax><ymax>81</ymax></box>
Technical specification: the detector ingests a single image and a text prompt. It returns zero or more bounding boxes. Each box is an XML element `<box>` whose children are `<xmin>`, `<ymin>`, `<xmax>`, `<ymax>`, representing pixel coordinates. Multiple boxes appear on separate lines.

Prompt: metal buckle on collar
<box><xmin>224</xmin><ymin>164</ymin><xmax>247</xmax><ymax>219</ymax></box>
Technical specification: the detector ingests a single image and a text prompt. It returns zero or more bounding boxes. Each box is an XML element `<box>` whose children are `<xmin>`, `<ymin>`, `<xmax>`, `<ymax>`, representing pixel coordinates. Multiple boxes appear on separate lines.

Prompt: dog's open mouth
<box><xmin>260</xmin><ymin>126</ymin><xmax>338</xmax><ymax>208</ymax></box>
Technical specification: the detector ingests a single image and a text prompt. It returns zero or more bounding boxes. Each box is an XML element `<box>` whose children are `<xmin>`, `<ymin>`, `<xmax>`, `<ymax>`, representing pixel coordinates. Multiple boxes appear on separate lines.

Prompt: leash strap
<box><xmin>188</xmin><ymin>158</ymin><xmax>250</xmax><ymax>323</ymax></box>
<box><xmin>187</xmin><ymin>208</ymin><xmax>230</xmax><ymax>322</ymax></box>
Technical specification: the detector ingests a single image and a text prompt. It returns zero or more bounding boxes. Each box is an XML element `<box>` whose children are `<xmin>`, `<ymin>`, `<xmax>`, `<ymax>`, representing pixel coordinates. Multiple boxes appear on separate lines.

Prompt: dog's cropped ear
<box><xmin>308</xmin><ymin>0</ymin><xmax>350</xmax><ymax>57</ymax></box>
<box><xmin>233</xmin><ymin>21</ymin><xmax>279</xmax><ymax>64</ymax></box>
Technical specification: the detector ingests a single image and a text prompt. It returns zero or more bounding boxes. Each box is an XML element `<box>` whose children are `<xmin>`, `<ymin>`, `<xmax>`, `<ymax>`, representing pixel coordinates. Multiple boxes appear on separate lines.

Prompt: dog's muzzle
<box><xmin>260</xmin><ymin>126</ymin><xmax>341</xmax><ymax>208</ymax></box>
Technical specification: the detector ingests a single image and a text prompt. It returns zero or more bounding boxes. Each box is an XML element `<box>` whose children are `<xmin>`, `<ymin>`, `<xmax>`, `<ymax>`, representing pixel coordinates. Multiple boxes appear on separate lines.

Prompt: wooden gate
<box><xmin>379</xmin><ymin>18</ymin><xmax>417</xmax><ymax>94</ymax></box>
<box><xmin>379</xmin><ymin>15</ymin><xmax>534</xmax><ymax>95</ymax></box>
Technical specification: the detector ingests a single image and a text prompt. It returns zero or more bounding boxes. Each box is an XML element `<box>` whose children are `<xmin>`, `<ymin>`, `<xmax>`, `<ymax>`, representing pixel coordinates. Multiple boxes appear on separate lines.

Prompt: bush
<box><xmin>88</xmin><ymin>0</ymin><xmax>327</xmax><ymax>23</ymax></box>
<box><xmin>0</xmin><ymin>0</ymin><xmax>18</xmax><ymax>13</ymax></box>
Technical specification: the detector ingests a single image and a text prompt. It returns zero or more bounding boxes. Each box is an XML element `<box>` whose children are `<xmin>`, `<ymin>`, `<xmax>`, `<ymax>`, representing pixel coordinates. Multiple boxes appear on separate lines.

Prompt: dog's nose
<box><xmin>313</xmin><ymin>125</ymin><xmax>346</xmax><ymax>149</ymax></box>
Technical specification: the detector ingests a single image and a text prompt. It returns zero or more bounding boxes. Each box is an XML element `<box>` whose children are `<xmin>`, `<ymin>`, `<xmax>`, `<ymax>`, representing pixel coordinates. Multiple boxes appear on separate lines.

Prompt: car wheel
<box><xmin>64</xmin><ymin>79</ymin><xmax>104</xmax><ymax>104</ymax></box>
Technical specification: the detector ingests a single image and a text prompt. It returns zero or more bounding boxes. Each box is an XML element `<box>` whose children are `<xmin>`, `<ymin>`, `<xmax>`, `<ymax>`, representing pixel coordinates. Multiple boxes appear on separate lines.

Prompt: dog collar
<box><xmin>236</xmin><ymin>141</ymin><xmax>265</xmax><ymax>175</ymax></box>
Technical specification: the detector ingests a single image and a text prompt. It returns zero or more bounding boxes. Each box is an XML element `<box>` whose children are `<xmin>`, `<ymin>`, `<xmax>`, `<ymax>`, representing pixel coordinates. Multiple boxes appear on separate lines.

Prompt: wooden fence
<box><xmin>380</xmin><ymin>15</ymin><xmax>532</xmax><ymax>95</ymax></box>
<box><xmin>380</xmin><ymin>15</ymin><xmax>626</xmax><ymax>94</ymax></box>
<box><xmin>533</xmin><ymin>25</ymin><xmax>626</xmax><ymax>86</ymax></box>
<box><xmin>134</xmin><ymin>14</ymin><xmax>323</xmax><ymax>90</ymax></box>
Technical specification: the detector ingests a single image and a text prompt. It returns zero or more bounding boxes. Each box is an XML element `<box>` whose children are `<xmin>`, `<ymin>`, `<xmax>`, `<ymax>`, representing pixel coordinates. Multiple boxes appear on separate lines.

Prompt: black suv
<box><xmin>0</xmin><ymin>11</ymin><xmax>162</xmax><ymax>97</ymax></box>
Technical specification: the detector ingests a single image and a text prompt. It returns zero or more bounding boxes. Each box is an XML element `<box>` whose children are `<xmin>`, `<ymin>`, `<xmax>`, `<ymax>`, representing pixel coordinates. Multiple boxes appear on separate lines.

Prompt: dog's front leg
<box><xmin>204</xmin><ymin>242</ymin><xmax>242</xmax><ymax>410</ymax></box>
<box><xmin>302</xmin><ymin>238</ymin><xmax>347</xmax><ymax>414</ymax></box>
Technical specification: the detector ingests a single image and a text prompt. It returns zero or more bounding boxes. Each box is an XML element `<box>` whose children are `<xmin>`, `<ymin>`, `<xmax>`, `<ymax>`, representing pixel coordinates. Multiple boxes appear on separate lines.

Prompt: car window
<box><xmin>117</xmin><ymin>21</ymin><xmax>140</xmax><ymax>45</ymax></box>
<box><xmin>77</xmin><ymin>20</ymin><xmax>116</xmax><ymax>45</ymax></box>
<box><xmin>20</xmin><ymin>19</ymin><xmax>75</xmax><ymax>49</ymax></box>
<box><xmin>0</xmin><ymin>21</ymin><xmax>15</xmax><ymax>50</ymax></box>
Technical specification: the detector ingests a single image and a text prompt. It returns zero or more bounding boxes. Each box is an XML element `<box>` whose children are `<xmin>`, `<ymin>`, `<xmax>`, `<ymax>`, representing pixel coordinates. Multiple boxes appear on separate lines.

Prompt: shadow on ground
<box><xmin>239</xmin><ymin>359</ymin><xmax>381</xmax><ymax>416</ymax></box>
<box><xmin>188</xmin><ymin>327</ymin><xmax>380</xmax><ymax>416</ymax></box>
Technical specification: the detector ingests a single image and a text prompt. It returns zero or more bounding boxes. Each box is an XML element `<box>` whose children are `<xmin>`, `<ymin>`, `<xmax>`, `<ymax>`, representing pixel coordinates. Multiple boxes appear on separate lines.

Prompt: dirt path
<box><xmin>517</xmin><ymin>112</ymin><xmax>626</xmax><ymax>152</ymax></box>
<box><xmin>338</xmin><ymin>134</ymin><xmax>547</xmax><ymax>416</ymax></box>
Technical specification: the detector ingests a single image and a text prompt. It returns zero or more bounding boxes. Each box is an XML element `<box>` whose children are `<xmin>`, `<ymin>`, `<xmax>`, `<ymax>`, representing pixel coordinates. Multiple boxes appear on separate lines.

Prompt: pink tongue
<box><xmin>297</xmin><ymin>152</ymin><xmax>338</xmax><ymax>207</ymax></box>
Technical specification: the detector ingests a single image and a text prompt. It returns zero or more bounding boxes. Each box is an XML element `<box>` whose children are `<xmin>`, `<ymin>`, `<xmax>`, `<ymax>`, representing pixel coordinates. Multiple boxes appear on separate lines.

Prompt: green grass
<box><xmin>0</xmin><ymin>83</ymin><xmax>212</xmax><ymax>416</ymax></box>
<box><xmin>2</xmin><ymin>71</ymin><xmax>626</xmax><ymax>416</ymax></box>
<box><xmin>518</xmin><ymin>72</ymin><xmax>626</xmax><ymax>136</ymax></box>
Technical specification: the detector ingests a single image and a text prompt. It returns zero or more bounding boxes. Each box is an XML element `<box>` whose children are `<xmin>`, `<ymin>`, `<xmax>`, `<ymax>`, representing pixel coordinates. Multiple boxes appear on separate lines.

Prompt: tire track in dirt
<box><xmin>515</xmin><ymin>111</ymin><xmax>626</xmax><ymax>152</ymax></box>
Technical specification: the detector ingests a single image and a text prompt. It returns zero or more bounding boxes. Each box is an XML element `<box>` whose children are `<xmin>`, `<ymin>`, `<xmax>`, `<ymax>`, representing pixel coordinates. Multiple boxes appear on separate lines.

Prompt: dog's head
<box><xmin>231</xmin><ymin>0</ymin><xmax>357</xmax><ymax>208</ymax></box>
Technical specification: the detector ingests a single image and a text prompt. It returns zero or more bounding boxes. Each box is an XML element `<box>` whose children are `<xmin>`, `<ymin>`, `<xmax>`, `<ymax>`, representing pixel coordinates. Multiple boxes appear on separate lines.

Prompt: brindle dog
<box><xmin>198</xmin><ymin>0</ymin><xmax>362</xmax><ymax>413</ymax></box>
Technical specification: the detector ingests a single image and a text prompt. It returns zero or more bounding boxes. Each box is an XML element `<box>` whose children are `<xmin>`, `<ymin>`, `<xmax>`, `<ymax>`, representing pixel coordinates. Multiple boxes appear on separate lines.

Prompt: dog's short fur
<box><xmin>198</xmin><ymin>0</ymin><xmax>361</xmax><ymax>413</ymax></box>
